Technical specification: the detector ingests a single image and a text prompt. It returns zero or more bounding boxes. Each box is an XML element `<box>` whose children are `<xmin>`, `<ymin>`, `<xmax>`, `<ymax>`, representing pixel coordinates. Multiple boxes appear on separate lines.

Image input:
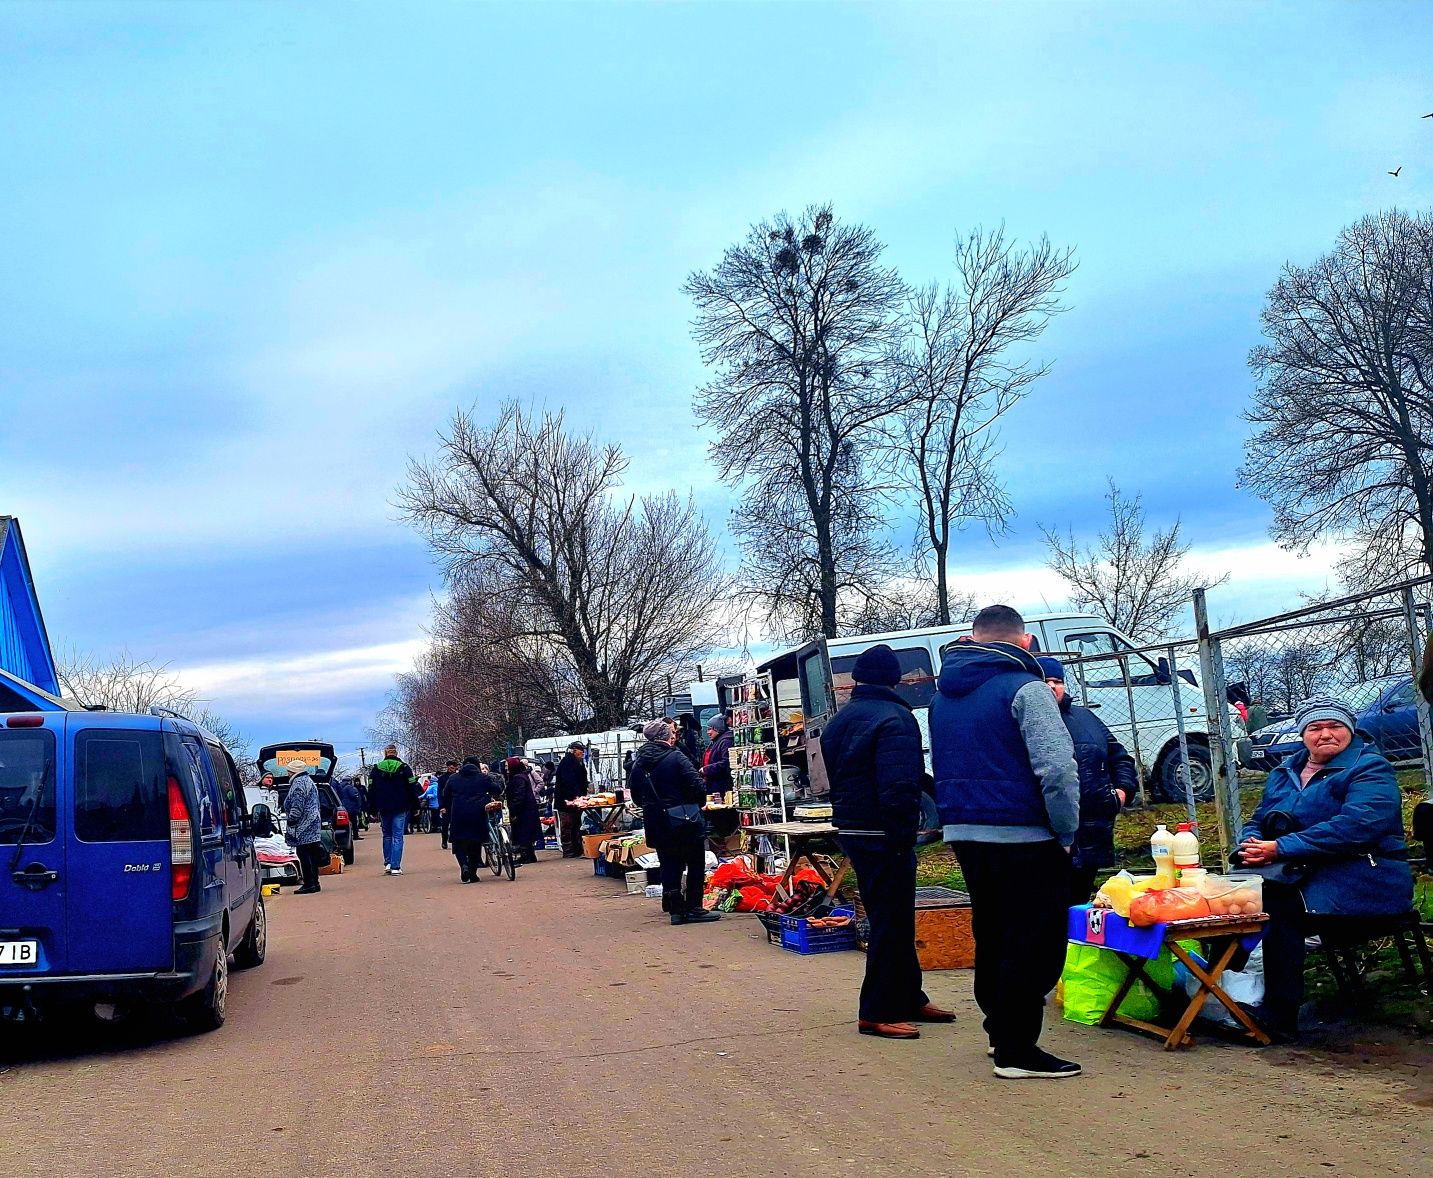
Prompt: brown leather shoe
<box><xmin>858</xmin><ymin>1020</ymin><xmax>921</xmax><ymax>1039</ymax></box>
<box><xmin>912</xmin><ymin>1003</ymin><xmax>956</xmax><ymax>1023</ymax></box>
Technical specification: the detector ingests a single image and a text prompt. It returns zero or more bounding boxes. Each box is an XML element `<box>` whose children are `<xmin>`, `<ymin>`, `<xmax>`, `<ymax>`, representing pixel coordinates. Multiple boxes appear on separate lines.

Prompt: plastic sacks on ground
<box><xmin>1061</xmin><ymin>943</ymin><xmax>1175</xmax><ymax>1025</ymax></box>
<box><xmin>704</xmin><ymin>861</ymin><xmax>828</xmax><ymax>913</ymax></box>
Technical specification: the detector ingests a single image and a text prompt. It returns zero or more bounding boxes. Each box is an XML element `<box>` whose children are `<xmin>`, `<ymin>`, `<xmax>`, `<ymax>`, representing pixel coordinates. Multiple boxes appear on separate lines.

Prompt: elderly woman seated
<box><xmin>1234</xmin><ymin>694</ymin><xmax>1413</xmax><ymax>1039</ymax></box>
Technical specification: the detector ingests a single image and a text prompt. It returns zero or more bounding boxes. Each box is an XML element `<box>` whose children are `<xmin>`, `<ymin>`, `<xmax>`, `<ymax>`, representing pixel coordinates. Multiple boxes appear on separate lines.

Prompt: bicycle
<box><xmin>483</xmin><ymin>802</ymin><xmax>517</xmax><ymax>881</ymax></box>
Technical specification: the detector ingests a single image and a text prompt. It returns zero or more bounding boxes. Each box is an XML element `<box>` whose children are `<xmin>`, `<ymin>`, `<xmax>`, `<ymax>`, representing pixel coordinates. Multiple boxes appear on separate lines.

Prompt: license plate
<box><xmin>0</xmin><ymin>941</ymin><xmax>39</xmax><ymax>966</ymax></box>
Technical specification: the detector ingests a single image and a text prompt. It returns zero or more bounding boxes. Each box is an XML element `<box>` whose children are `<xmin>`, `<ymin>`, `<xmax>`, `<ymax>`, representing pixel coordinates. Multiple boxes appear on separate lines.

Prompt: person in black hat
<box><xmin>554</xmin><ymin>741</ymin><xmax>589</xmax><ymax>857</ymax></box>
<box><xmin>818</xmin><ymin>643</ymin><xmax>953</xmax><ymax>1040</ymax></box>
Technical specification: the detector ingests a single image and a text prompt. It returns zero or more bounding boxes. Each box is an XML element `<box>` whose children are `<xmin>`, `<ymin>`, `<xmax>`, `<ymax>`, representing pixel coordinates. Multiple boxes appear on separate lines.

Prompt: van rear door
<box><xmin>0</xmin><ymin>717</ymin><xmax>65</xmax><ymax>977</ymax></box>
<box><xmin>793</xmin><ymin>639</ymin><xmax>837</xmax><ymax>795</ymax></box>
<box><xmin>65</xmin><ymin>723</ymin><xmax>173</xmax><ymax>974</ymax></box>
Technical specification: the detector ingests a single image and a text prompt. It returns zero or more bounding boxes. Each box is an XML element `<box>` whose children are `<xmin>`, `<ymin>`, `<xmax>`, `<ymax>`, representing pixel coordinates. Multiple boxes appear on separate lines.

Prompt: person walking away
<box><xmin>627</xmin><ymin>719</ymin><xmax>720</xmax><ymax>925</ymax></box>
<box><xmin>369</xmin><ymin>744</ymin><xmax>420</xmax><ymax>875</ymax></box>
<box><xmin>821</xmin><ymin>644</ymin><xmax>954</xmax><ymax>1039</ymax></box>
<box><xmin>555</xmin><ymin>742</ymin><xmax>589</xmax><ymax>857</ymax></box>
<box><xmin>701</xmin><ymin>716</ymin><xmax>734</xmax><ymax>803</ymax></box>
<box><xmin>931</xmin><ymin>605</ymin><xmax>1081</xmax><ymax>1080</ymax></box>
<box><xmin>446</xmin><ymin>758</ymin><xmax>505</xmax><ymax>882</ymax></box>
<box><xmin>335</xmin><ymin>775</ymin><xmax>366</xmax><ymax>843</ymax></box>
<box><xmin>423</xmin><ymin>773</ymin><xmax>442</xmax><ymax>835</ymax></box>
<box><xmin>436</xmin><ymin>759</ymin><xmax>459</xmax><ymax>849</ymax></box>
<box><xmin>505</xmin><ymin>756</ymin><xmax>543</xmax><ymax>863</ymax></box>
<box><xmin>284</xmin><ymin>760</ymin><xmax>327</xmax><ymax>894</ymax></box>
<box><xmin>1037</xmin><ymin>657</ymin><xmax>1136</xmax><ymax>906</ymax></box>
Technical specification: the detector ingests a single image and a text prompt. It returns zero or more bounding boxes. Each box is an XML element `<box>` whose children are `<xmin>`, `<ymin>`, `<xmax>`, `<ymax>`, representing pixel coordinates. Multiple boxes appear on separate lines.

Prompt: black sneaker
<box><xmin>681</xmin><ymin>909</ymin><xmax>721</xmax><ymax>924</ymax></box>
<box><xmin>992</xmin><ymin>1048</ymin><xmax>1082</xmax><ymax>1079</ymax></box>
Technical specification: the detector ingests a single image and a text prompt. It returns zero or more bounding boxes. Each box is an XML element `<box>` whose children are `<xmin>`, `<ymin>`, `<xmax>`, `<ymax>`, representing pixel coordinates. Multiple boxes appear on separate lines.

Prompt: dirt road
<box><xmin>2</xmin><ymin>834</ymin><xmax>1427</xmax><ymax>1177</ymax></box>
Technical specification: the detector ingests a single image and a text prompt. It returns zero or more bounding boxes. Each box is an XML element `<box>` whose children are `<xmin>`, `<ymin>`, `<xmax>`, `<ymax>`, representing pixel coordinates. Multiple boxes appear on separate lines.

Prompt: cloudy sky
<box><xmin>3</xmin><ymin>1</ymin><xmax>1429</xmax><ymax>769</ymax></box>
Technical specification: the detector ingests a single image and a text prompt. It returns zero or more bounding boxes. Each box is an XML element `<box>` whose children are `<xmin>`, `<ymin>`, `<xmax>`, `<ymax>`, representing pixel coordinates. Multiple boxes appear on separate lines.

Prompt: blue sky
<box><xmin>2</xmin><ymin>1</ymin><xmax>1429</xmax><ymax>768</ymax></box>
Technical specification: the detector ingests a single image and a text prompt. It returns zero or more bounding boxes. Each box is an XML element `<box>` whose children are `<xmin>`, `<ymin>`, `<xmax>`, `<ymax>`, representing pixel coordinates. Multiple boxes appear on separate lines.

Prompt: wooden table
<box><xmin>744</xmin><ymin>821</ymin><xmax>851</xmax><ymax>902</ymax></box>
<box><xmin>574</xmin><ymin>802</ymin><xmax>627</xmax><ymax>832</ymax></box>
<box><xmin>1087</xmin><ymin>913</ymin><xmax>1272</xmax><ymax>1050</ymax></box>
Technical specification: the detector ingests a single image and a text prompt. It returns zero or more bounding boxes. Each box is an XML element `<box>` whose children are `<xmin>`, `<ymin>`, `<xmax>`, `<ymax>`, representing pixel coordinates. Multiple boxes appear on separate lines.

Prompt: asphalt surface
<box><xmin>2</xmin><ymin>833</ymin><xmax>1429</xmax><ymax>1178</ymax></box>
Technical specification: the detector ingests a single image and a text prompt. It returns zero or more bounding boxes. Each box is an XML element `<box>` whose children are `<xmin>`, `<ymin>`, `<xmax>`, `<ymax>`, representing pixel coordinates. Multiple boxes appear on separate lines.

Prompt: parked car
<box><xmin>1241</xmin><ymin>673</ymin><xmax>1426</xmax><ymax>771</ymax></box>
<box><xmin>0</xmin><ymin>707</ymin><xmax>275</xmax><ymax>1031</ymax></box>
<box><xmin>257</xmin><ymin>741</ymin><xmax>354</xmax><ymax>865</ymax></box>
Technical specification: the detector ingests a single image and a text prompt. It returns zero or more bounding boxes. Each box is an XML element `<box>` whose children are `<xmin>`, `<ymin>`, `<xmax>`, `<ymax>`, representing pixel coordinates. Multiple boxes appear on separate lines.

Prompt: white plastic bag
<box><xmin>1178</xmin><ymin>946</ymin><xmax>1264</xmax><ymax>1027</ymax></box>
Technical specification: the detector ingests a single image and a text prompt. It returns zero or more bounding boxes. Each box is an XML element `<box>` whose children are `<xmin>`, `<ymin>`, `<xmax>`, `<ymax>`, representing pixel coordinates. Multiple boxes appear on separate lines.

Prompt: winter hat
<box><xmin>505</xmin><ymin>756</ymin><xmax>525</xmax><ymax>774</ymax></box>
<box><xmin>706</xmin><ymin>715</ymin><xmax>728</xmax><ymax>735</ymax></box>
<box><xmin>1036</xmin><ymin>656</ymin><xmax>1066</xmax><ymax>682</ymax></box>
<box><xmin>462</xmin><ymin>756</ymin><xmax>481</xmax><ymax>767</ymax></box>
<box><xmin>851</xmin><ymin>643</ymin><xmax>901</xmax><ymax>687</ymax></box>
<box><xmin>643</xmin><ymin>719</ymin><xmax>674</xmax><ymax>742</ymax></box>
<box><xmin>1295</xmin><ymin>694</ymin><xmax>1358</xmax><ymax>735</ymax></box>
<box><xmin>285</xmin><ymin>758</ymin><xmax>309</xmax><ymax>773</ymax></box>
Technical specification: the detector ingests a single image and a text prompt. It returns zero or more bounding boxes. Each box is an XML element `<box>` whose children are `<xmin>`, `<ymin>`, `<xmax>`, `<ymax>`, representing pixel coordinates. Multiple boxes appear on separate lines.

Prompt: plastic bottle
<box><xmin>1172</xmin><ymin>822</ymin><xmax>1202</xmax><ymax>880</ymax></box>
<box><xmin>1150</xmin><ymin>824</ymin><xmax>1176</xmax><ymax>888</ymax></box>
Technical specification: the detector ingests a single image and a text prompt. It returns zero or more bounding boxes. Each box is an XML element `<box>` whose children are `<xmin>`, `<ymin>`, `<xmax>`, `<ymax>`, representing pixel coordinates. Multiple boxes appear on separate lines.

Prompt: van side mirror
<box><xmin>247</xmin><ymin>803</ymin><xmax>277</xmax><ymax>839</ymax></box>
<box><xmin>1154</xmin><ymin>657</ymin><xmax>1172</xmax><ymax>684</ymax></box>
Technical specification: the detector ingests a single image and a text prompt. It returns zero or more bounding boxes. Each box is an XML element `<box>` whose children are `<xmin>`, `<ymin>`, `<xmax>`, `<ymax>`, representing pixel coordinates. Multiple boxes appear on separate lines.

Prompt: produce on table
<box><xmin>1129</xmin><ymin>887</ymin><xmax>1212</xmax><ymax>927</ymax></box>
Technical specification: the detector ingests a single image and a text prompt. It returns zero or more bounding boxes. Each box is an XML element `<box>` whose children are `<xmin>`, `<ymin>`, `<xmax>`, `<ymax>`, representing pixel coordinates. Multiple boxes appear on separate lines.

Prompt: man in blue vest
<box><xmin>931</xmin><ymin>605</ymin><xmax>1081</xmax><ymax>1079</ymax></box>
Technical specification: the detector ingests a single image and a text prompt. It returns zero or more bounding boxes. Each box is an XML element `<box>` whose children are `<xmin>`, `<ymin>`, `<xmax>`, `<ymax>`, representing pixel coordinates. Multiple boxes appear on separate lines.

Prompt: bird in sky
<box><xmin>1424</xmin><ymin>112</ymin><xmax>1433</xmax><ymax>118</ymax></box>
<box><xmin>1389</xmin><ymin>166</ymin><xmax>1402</xmax><ymax>177</ymax></box>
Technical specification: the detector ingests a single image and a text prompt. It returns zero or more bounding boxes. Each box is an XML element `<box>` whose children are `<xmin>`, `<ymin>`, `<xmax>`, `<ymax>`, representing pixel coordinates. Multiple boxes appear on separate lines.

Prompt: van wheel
<box><xmin>1157</xmin><ymin>742</ymin><xmax>1213</xmax><ymax>803</ymax></box>
<box><xmin>342</xmin><ymin>844</ymin><xmax>355</xmax><ymax>866</ymax></box>
<box><xmin>233</xmin><ymin>897</ymin><xmax>267</xmax><ymax>970</ymax></box>
<box><xmin>182</xmin><ymin>939</ymin><xmax>228</xmax><ymax>1032</ymax></box>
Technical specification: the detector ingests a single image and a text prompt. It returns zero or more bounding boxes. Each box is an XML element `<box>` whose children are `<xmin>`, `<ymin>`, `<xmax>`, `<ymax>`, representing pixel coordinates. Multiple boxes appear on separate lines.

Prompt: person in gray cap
<box><xmin>1236</xmin><ymin>693</ymin><xmax>1414</xmax><ymax>1039</ymax></box>
<box><xmin>701</xmin><ymin>714</ymin><xmax>734</xmax><ymax>800</ymax></box>
<box><xmin>628</xmin><ymin>718</ymin><xmax>720</xmax><ymax>925</ymax></box>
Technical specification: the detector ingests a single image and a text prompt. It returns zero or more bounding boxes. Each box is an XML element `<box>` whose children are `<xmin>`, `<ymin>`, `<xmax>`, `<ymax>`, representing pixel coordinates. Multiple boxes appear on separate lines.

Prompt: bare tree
<box><xmin>843</xmin><ymin>572</ymin><xmax>975</xmax><ymax>636</ymax></box>
<box><xmin>898</xmin><ymin>226</ymin><xmax>1076</xmax><ymax>623</ymax></box>
<box><xmin>1241</xmin><ymin>209</ymin><xmax>1433</xmax><ymax>579</ymax></box>
<box><xmin>1041</xmin><ymin>481</ymin><xmax>1226</xmax><ymax>640</ymax></box>
<box><xmin>686</xmin><ymin>204</ymin><xmax>908</xmax><ymax>639</ymax></box>
<box><xmin>398</xmin><ymin>403</ymin><xmax>722</xmax><ymax>731</ymax></box>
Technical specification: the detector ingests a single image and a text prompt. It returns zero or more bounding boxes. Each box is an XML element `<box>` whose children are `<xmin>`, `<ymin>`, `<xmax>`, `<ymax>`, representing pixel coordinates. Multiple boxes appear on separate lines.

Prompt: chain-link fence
<box><xmin>1048</xmin><ymin>576</ymin><xmax>1433</xmax><ymax>867</ymax></box>
<box><xmin>1196</xmin><ymin>576</ymin><xmax>1433</xmax><ymax>861</ymax></box>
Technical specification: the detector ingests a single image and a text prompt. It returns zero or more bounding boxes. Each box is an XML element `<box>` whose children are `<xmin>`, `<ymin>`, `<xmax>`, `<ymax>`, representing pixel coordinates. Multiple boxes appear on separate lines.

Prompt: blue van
<box><xmin>0</xmin><ymin>702</ymin><xmax>276</xmax><ymax>1032</ymax></box>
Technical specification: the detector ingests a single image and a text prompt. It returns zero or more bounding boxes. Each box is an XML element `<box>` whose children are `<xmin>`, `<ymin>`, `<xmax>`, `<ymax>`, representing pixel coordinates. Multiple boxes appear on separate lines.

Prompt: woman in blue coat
<box><xmin>1235</xmin><ymin>694</ymin><xmax>1414</xmax><ymax>1038</ymax></box>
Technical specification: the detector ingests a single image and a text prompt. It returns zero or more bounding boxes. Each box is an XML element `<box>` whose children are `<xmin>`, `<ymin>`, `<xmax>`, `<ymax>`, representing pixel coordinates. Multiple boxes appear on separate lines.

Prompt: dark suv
<box><xmin>257</xmin><ymin>741</ymin><xmax>354</xmax><ymax>865</ymax></box>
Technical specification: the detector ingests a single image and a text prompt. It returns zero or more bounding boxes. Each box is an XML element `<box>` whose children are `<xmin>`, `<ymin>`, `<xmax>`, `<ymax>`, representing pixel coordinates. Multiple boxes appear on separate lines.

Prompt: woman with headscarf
<box><xmin>447</xmin><ymin>758</ymin><xmax>505</xmax><ymax>883</ymax></box>
<box><xmin>283</xmin><ymin>759</ymin><xmax>327</xmax><ymax>895</ymax></box>
<box><xmin>504</xmin><ymin>756</ymin><xmax>542</xmax><ymax>863</ymax></box>
<box><xmin>1235</xmin><ymin>694</ymin><xmax>1414</xmax><ymax>1039</ymax></box>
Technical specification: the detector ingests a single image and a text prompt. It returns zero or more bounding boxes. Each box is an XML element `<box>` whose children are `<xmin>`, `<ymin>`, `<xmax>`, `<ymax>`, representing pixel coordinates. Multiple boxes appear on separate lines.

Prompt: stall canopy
<box><xmin>0</xmin><ymin>517</ymin><xmax>60</xmax><ymax>698</ymax></box>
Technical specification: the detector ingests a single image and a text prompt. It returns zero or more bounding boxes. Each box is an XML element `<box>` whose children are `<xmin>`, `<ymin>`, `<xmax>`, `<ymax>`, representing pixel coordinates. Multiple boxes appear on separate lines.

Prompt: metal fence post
<box><xmin>1194</xmin><ymin>588</ymin><xmax>1239</xmax><ymax>867</ymax></box>
<box><xmin>1167</xmin><ymin>644</ymin><xmax>1197</xmax><ymax>830</ymax></box>
<box><xmin>1118</xmin><ymin>654</ymin><xmax>1149</xmax><ymax>808</ymax></box>
<box><xmin>1401</xmin><ymin>586</ymin><xmax>1433</xmax><ymax>793</ymax></box>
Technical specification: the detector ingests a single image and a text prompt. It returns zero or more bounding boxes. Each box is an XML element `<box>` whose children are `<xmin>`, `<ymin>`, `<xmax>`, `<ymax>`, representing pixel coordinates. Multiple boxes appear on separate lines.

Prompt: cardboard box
<box><xmin>582</xmin><ymin>832</ymin><xmax>613</xmax><ymax>859</ymax></box>
<box><xmin>914</xmin><ymin>904</ymin><xmax>974</xmax><ymax>970</ymax></box>
<box><xmin>318</xmin><ymin>854</ymin><xmax>343</xmax><ymax>877</ymax></box>
<box><xmin>603</xmin><ymin>838</ymin><xmax>653</xmax><ymax>867</ymax></box>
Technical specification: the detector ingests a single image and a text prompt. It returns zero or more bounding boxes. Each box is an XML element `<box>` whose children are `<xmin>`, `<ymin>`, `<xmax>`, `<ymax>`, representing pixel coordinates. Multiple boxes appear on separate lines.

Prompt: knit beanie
<box><xmin>706</xmin><ymin>715</ymin><xmax>728</xmax><ymax>735</ymax></box>
<box><xmin>1036</xmin><ymin>656</ymin><xmax>1066</xmax><ymax>682</ymax></box>
<box><xmin>851</xmin><ymin>643</ymin><xmax>901</xmax><ymax>687</ymax></box>
<box><xmin>1294</xmin><ymin>694</ymin><xmax>1358</xmax><ymax>735</ymax></box>
<box><xmin>643</xmin><ymin>719</ymin><xmax>673</xmax><ymax>742</ymax></box>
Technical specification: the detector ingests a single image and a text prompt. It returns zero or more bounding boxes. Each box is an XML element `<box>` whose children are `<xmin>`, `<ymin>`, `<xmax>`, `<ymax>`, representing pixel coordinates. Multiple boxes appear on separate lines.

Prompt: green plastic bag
<box><xmin>1060</xmin><ymin>943</ymin><xmax>1175</xmax><ymax>1026</ymax></box>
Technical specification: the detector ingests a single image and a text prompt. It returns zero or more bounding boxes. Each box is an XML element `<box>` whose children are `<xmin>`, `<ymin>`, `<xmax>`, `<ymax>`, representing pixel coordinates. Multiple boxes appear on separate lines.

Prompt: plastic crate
<box><xmin>780</xmin><ymin>907</ymin><xmax>858</xmax><ymax>955</ymax></box>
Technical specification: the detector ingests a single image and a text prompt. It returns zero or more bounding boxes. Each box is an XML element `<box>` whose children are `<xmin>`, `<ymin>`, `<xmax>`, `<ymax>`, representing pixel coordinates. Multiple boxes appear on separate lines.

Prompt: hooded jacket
<box><xmin>819</xmin><ymin>683</ymin><xmax>924</xmax><ymax>845</ymax></box>
<box><xmin>445</xmin><ymin>762</ymin><xmax>506</xmax><ymax>843</ymax></box>
<box><xmin>368</xmin><ymin>757</ymin><xmax>419</xmax><ymax>817</ymax></box>
<box><xmin>1239</xmin><ymin>736</ymin><xmax>1413</xmax><ymax>917</ymax></box>
<box><xmin>1058</xmin><ymin>697</ymin><xmax>1137</xmax><ymax>868</ymax></box>
<box><xmin>627</xmin><ymin>739</ymin><xmax>707</xmax><ymax>844</ymax></box>
<box><xmin>929</xmin><ymin>640</ymin><xmax>1080</xmax><ymax>845</ymax></box>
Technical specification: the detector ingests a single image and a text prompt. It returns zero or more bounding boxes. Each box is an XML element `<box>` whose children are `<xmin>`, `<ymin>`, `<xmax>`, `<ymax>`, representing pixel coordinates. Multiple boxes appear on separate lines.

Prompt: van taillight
<box><xmin>168</xmin><ymin>776</ymin><xmax>193</xmax><ymax>901</ymax></box>
<box><xmin>335</xmin><ymin>808</ymin><xmax>350</xmax><ymax>827</ymax></box>
<box><xmin>5</xmin><ymin>715</ymin><xmax>44</xmax><ymax>728</ymax></box>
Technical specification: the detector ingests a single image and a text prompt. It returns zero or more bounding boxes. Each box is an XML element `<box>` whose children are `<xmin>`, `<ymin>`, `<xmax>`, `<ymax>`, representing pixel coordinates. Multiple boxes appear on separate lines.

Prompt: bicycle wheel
<box><xmin>502</xmin><ymin>830</ymin><xmax>517</xmax><ymax>881</ymax></box>
<box><xmin>488</xmin><ymin>835</ymin><xmax>504</xmax><ymax>877</ymax></box>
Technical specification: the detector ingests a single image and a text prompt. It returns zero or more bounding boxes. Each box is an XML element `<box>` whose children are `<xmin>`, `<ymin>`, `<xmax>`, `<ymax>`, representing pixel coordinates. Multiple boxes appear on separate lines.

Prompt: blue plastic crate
<box><xmin>779</xmin><ymin>906</ymin><xmax>858</xmax><ymax>955</ymax></box>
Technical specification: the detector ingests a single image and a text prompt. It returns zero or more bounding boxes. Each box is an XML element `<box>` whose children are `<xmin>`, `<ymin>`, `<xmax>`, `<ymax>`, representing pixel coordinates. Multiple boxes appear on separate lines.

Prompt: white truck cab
<box><xmin>771</xmin><ymin>613</ymin><xmax>1214</xmax><ymax>802</ymax></box>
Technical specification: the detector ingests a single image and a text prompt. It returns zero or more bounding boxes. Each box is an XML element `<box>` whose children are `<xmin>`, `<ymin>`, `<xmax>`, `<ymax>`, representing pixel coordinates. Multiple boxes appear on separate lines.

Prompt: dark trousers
<box><xmin>559</xmin><ymin>808</ymin><xmax>581</xmax><ymax>856</ymax></box>
<box><xmin>297</xmin><ymin>841</ymin><xmax>328</xmax><ymax>890</ymax></box>
<box><xmin>841</xmin><ymin>838</ymin><xmax>928</xmax><ymax>1023</ymax></box>
<box><xmin>440</xmin><ymin>811</ymin><xmax>450</xmax><ymax>847</ymax></box>
<box><xmin>1069</xmin><ymin>864</ymin><xmax>1100</xmax><ymax>909</ymax></box>
<box><xmin>452</xmin><ymin>839</ymin><xmax>483</xmax><ymax>879</ymax></box>
<box><xmin>657</xmin><ymin>825</ymin><xmax>705</xmax><ymax>914</ymax></box>
<box><xmin>953</xmin><ymin>840</ymin><xmax>1071</xmax><ymax>1059</ymax></box>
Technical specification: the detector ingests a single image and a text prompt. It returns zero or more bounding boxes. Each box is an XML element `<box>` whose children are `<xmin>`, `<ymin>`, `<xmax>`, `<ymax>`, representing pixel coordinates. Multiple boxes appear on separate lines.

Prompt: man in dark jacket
<box><xmin>368</xmin><ymin>744</ymin><xmax>420</xmax><ymax>876</ymax></box>
<box><xmin>335</xmin><ymin>776</ymin><xmax>366</xmax><ymax>844</ymax></box>
<box><xmin>446</xmin><ymin>757</ymin><xmax>506</xmax><ymax>883</ymax></box>
<box><xmin>628</xmin><ymin>719</ymin><xmax>721</xmax><ymax>925</ymax></box>
<box><xmin>554</xmin><ymin>743</ymin><xmax>589</xmax><ymax>858</ymax></box>
<box><xmin>821</xmin><ymin>644</ymin><xmax>954</xmax><ymax>1040</ymax></box>
<box><xmin>930</xmin><ymin>605</ymin><xmax>1081</xmax><ymax>1080</ymax></box>
<box><xmin>1037</xmin><ymin>657</ymin><xmax>1136</xmax><ymax>906</ymax></box>
<box><xmin>435</xmin><ymin>759</ymin><xmax>459</xmax><ymax>850</ymax></box>
<box><xmin>701</xmin><ymin>715</ymin><xmax>734</xmax><ymax>800</ymax></box>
